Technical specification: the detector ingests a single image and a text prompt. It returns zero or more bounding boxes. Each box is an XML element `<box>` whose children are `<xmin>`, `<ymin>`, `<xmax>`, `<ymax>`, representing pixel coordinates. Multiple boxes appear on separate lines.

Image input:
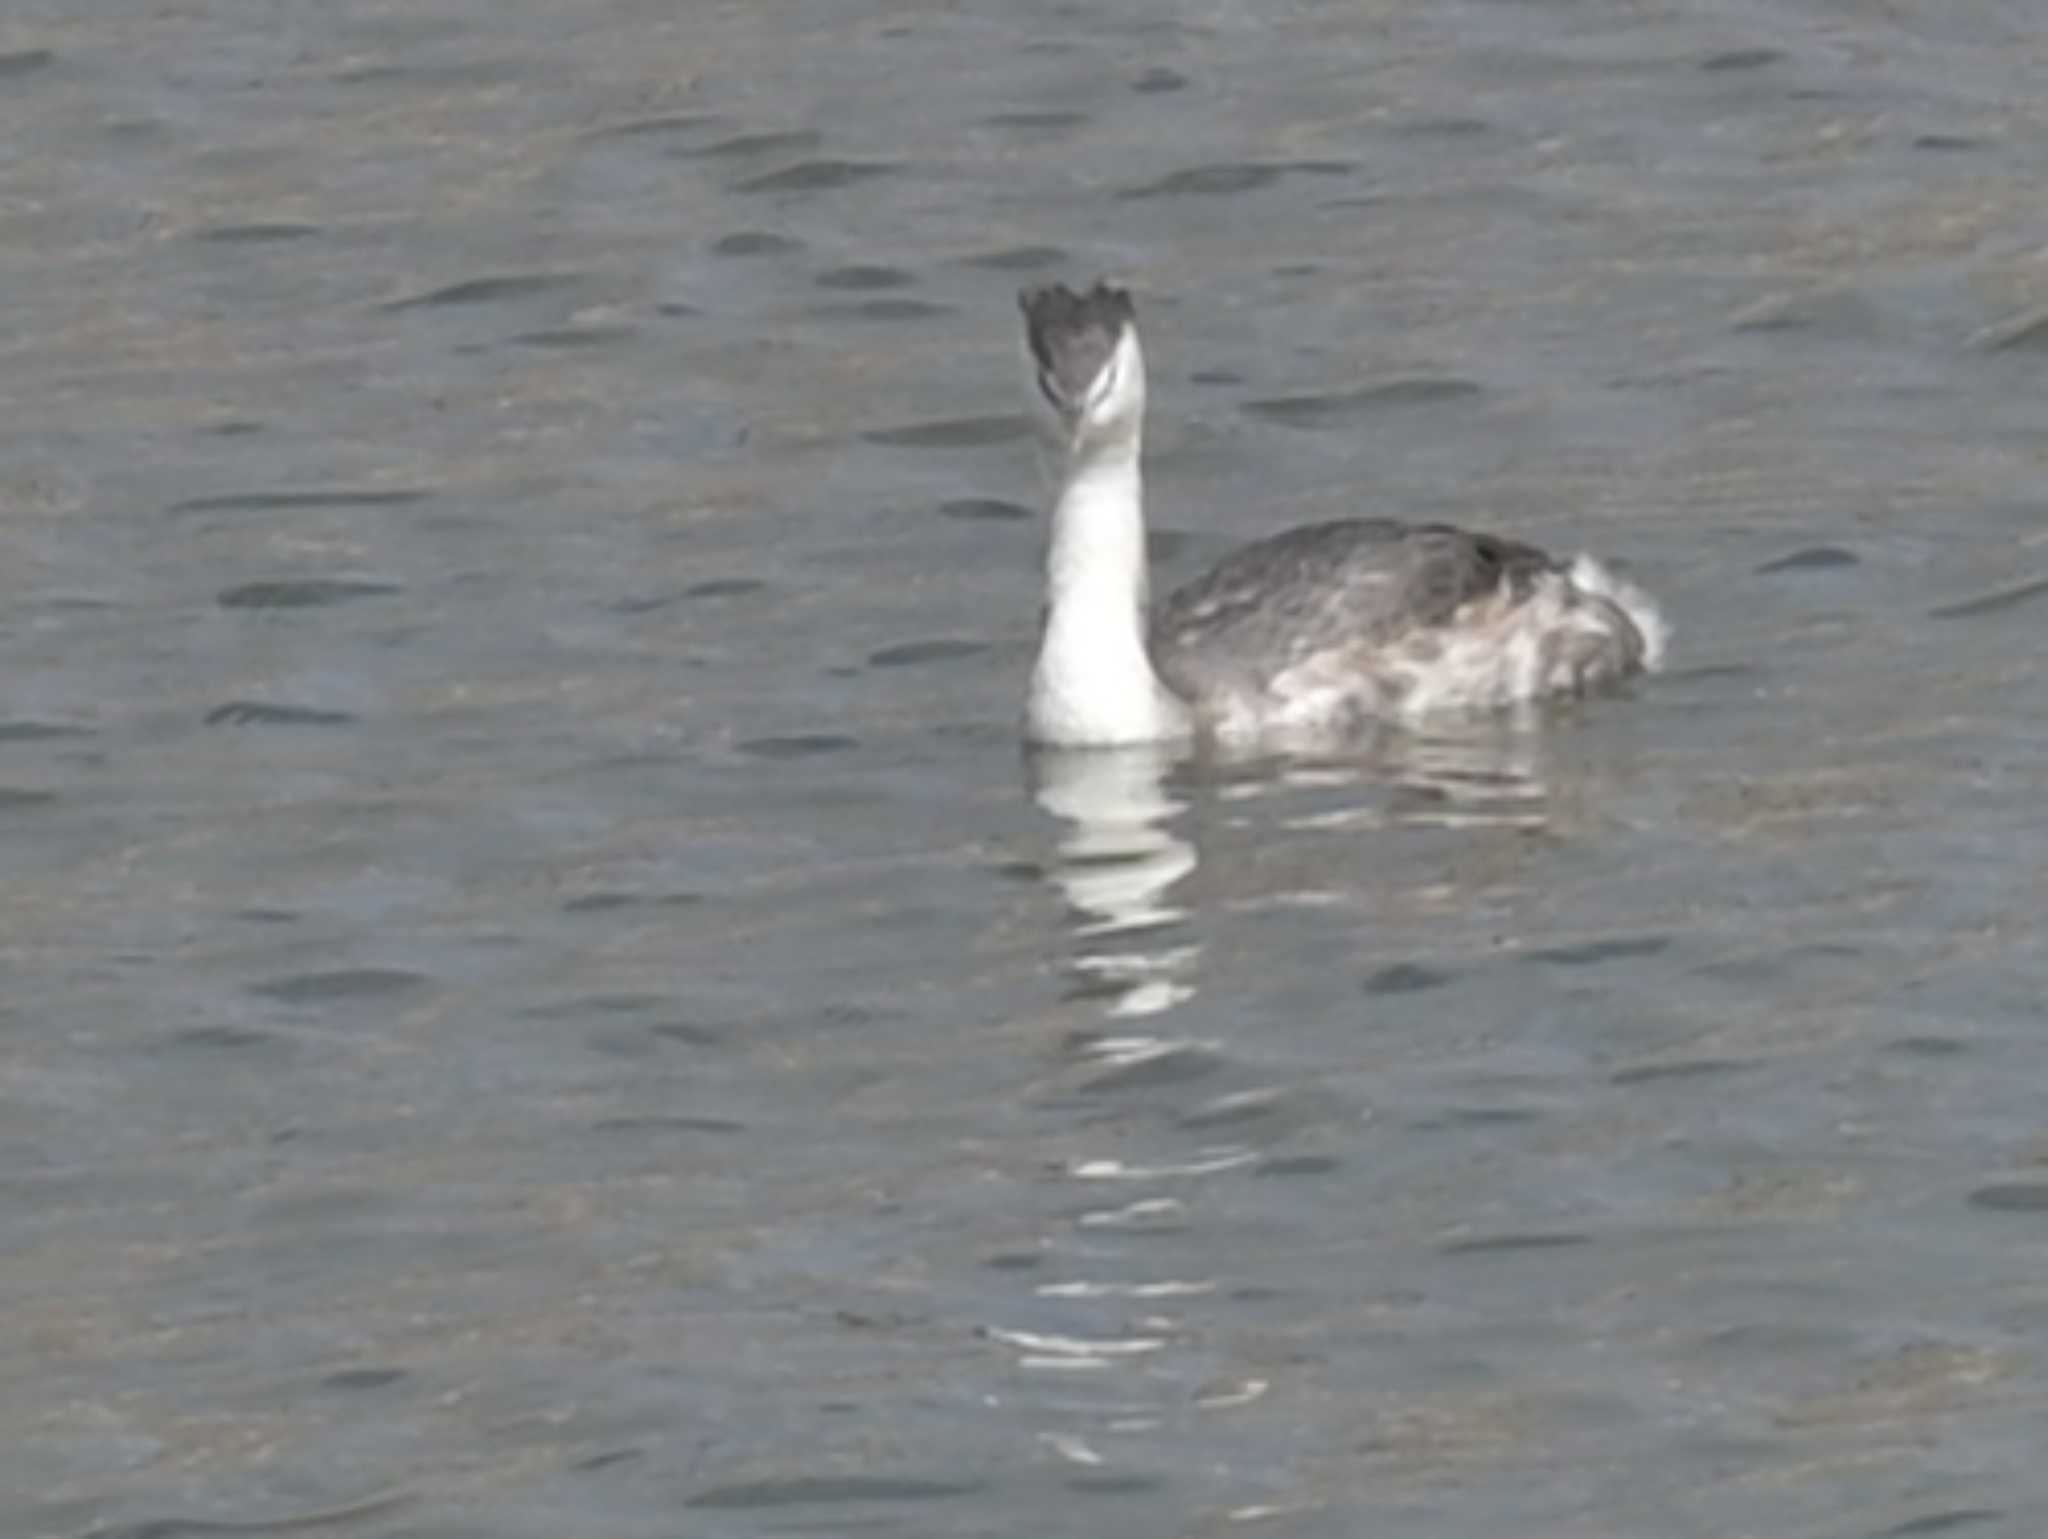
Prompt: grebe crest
<box><xmin>1013</xmin><ymin>281</ymin><xmax>1667</xmax><ymax>748</ymax></box>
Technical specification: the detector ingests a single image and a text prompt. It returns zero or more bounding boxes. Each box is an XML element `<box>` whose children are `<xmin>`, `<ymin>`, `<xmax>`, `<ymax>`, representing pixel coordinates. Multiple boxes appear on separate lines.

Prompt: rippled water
<box><xmin>9</xmin><ymin>1</ymin><xmax>2048</xmax><ymax>1535</ymax></box>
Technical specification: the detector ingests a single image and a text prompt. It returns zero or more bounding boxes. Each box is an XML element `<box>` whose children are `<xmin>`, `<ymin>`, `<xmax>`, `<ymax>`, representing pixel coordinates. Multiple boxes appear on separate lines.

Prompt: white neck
<box><xmin>1028</xmin><ymin>445</ymin><xmax>1187</xmax><ymax>745</ymax></box>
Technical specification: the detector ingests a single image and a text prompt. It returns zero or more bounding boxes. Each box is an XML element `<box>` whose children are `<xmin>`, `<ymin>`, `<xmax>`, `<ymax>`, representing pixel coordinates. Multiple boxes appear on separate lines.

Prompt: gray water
<box><xmin>8</xmin><ymin>1</ymin><xmax>2048</xmax><ymax>1535</ymax></box>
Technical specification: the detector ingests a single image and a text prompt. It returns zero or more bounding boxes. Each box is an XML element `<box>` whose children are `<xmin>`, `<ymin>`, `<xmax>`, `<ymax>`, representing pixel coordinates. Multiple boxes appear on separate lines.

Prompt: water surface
<box><xmin>7</xmin><ymin>2</ymin><xmax>2048</xmax><ymax>1535</ymax></box>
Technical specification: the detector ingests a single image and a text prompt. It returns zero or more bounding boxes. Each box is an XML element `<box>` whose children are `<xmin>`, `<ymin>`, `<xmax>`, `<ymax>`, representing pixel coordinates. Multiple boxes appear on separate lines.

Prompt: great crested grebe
<box><xmin>1019</xmin><ymin>281</ymin><xmax>1666</xmax><ymax>747</ymax></box>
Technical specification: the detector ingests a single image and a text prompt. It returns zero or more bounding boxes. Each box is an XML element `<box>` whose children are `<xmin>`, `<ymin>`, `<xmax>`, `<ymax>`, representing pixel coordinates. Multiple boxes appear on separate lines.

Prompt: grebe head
<box><xmin>1019</xmin><ymin>281</ymin><xmax>1146</xmax><ymax>465</ymax></box>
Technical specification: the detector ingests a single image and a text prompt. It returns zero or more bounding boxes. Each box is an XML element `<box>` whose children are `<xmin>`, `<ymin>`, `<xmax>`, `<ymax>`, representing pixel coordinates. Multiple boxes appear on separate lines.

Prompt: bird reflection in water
<box><xmin>1002</xmin><ymin>723</ymin><xmax>1562</xmax><ymax>1390</ymax></box>
<box><xmin>1027</xmin><ymin>742</ymin><xmax>1199</xmax><ymax>1020</ymax></box>
<box><xmin>1256</xmin><ymin>718</ymin><xmax>1554</xmax><ymax>834</ymax></box>
<box><xmin>1028</xmin><ymin>720</ymin><xmax>1557</xmax><ymax>1019</ymax></box>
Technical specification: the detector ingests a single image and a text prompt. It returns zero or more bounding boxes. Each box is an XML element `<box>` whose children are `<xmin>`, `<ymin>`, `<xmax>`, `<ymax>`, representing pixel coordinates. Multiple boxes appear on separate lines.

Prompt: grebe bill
<box><xmin>1018</xmin><ymin>281</ymin><xmax>1666</xmax><ymax>748</ymax></box>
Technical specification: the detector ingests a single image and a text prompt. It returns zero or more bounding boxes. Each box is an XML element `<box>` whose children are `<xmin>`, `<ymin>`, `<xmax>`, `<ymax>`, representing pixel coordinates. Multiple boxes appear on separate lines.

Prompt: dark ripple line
<box><xmin>1440</xmin><ymin>1231</ymin><xmax>1592</xmax><ymax>1255</ymax></box>
<box><xmin>205</xmin><ymin>702</ymin><xmax>357</xmax><ymax>727</ymax></box>
<box><xmin>1610</xmin><ymin>1057</ymin><xmax>1755</xmax><ymax>1086</ymax></box>
<box><xmin>712</xmin><ymin>230</ymin><xmax>802</xmax><ymax>256</ymax></box>
<box><xmin>381</xmin><ymin>274</ymin><xmax>579</xmax><ymax>311</ymax></box>
<box><xmin>0</xmin><ymin>49</ymin><xmax>55</xmax><ymax>79</ymax></box>
<box><xmin>863</xmin><ymin>415</ymin><xmax>1030</xmax><ymax>448</ymax></box>
<box><xmin>249</xmin><ymin>969</ymin><xmax>429</xmax><ymax>1004</ymax></box>
<box><xmin>1700</xmin><ymin>47</ymin><xmax>1784</xmax><ymax>71</ymax></box>
<box><xmin>1524</xmin><ymin>934</ymin><xmax>1670</xmax><ymax>967</ymax></box>
<box><xmin>1242</xmin><ymin>378</ymin><xmax>1481</xmax><ymax>427</ymax></box>
<box><xmin>733</xmin><ymin>159</ymin><xmax>895</xmax><ymax>194</ymax></box>
<box><xmin>959</xmin><ymin>245</ymin><xmax>1065</xmax><ymax>271</ymax></box>
<box><xmin>1757</xmin><ymin>545</ymin><xmax>1857</xmax><ymax>574</ymax></box>
<box><xmin>170</xmin><ymin>490</ymin><xmax>429</xmax><ymax>515</ymax></box>
<box><xmin>1121</xmin><ymin>160</ymin><xmax>1352</xmax><ymax>199</ymax></box>
<box><xmin>738</xmin><ymin>733</ymin><xmax>858</xmax><ymax>760</ymax></box>
<box><xmin>101</xmin><ymin>1488</ymin><xmax>414</xmax><ymax>1538</ymax></box>
<box><xmin>687</xmin><ymin>129</ymin><xmax>822</xmax><ymax>159</ymax></box>
<box><xmin>939</xmin><ymin>497</ymin><xmax>1032</xmax><ymax>521</ymax></box>
<box><xmin>1871</xmin><ymin>1511</ymin><xmax>2005</xmax><ymax>1538</ymax></box>
<box><xmin>1929</xmin><ymin>574</ymin><xmax>2048</xmax><ymax>619</ymax></box>
<box><xmin>1968</xmin><ymin>1184</ymin><xmax>2048</xmax><ymax>1213</ymax></box>
<box><xmin>688</xmin><ymin>1475</ymin><xmax>980</xmax><ymax>1509</ymax></box>
<box><xmin>509</xmin><ymin>325</ymin><xmax>636</xmax><ymax>349</ymax></box>
<box><xmin>589</xmin><ymin>111</ymin><xmax>725</xmax><ymax>140</ymax></box>
<box><xmin>217</xmin><ymin>579</ymin><xmax>401</xmax><ymax>610</ymax></box>
<box><xmin>868</xmin><ymin>639</ymin><xmax>986</xmax><ymax>667</ymax></box>
<box><xmin>196</xmin><ymin>222</ymin><xmax>321</xmax><ymax>244</ymax></box>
